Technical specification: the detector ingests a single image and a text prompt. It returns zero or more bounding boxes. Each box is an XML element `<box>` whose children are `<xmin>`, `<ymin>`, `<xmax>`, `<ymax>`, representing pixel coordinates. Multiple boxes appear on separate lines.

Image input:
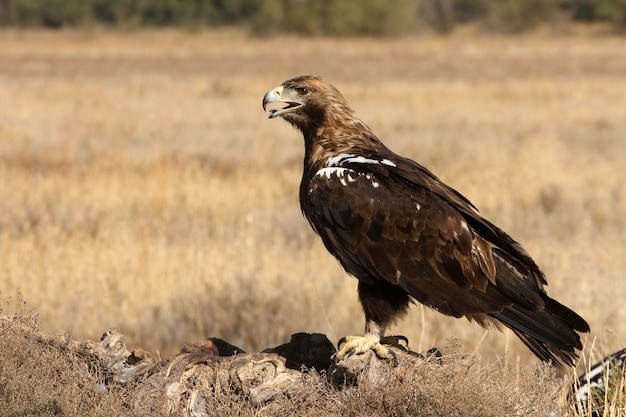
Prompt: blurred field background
<box><xmin>1</xmin><ymin>27</ymin><xmax>625</xmax><ymax>380</ymax></box>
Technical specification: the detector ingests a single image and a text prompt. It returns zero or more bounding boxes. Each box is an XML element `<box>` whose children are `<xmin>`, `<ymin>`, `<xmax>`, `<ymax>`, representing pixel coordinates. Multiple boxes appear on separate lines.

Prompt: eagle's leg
<box><xmin>334</xmin><ymin>279</ymin><xmax>412</xmax><ymax>363</ymax></box>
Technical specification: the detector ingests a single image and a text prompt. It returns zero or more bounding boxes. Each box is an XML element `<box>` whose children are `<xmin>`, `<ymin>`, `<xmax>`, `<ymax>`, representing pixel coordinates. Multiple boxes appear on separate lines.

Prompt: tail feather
<box><xmin>492</xmin><ymin>298</ymin><xmax>589</xmax><ymax>367</ymax></box>
<box><xmin>488</xmin><ymin>248</ymin><xmax>589</xmax><ymax>367</ymax></box>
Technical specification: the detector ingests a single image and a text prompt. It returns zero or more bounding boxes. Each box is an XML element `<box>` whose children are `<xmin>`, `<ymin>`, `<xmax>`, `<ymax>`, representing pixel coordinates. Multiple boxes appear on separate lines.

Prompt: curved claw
<box><xmin>380</xmin><ymin>335</ymin><xmax>410</xmax><ymax>352</ymax></box>
<box><xmin>337</xmin><ymin>336</ymin><xmax>348</xmax><ymax>351</ymax></box>
<box><xmin>380</xmin><ymin>345</ymin><xmax>398</xmax><ymax>366</ymax></box>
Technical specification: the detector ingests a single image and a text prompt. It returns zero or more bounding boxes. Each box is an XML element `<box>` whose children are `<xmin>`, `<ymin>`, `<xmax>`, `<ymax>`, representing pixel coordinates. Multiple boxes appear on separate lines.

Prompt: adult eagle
<box><xmin>262</xmin><ymin>75</ymin><xmax>589</xmax><ymax>367</ymax></box>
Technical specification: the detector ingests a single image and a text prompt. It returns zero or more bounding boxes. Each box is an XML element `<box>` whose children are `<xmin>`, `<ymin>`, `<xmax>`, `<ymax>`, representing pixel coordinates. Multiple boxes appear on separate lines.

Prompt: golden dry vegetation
<box><xmin>1</xmin><ymin>28</ymin><xmax>625</xmax><ymax>395</ymax></box>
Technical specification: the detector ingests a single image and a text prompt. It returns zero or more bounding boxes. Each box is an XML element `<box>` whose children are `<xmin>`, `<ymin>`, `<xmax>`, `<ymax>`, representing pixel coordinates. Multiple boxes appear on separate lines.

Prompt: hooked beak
<box><xmin>262</xmin><ymin>85</ymin><xmax>302</xmax><ymax>119</ymax></box>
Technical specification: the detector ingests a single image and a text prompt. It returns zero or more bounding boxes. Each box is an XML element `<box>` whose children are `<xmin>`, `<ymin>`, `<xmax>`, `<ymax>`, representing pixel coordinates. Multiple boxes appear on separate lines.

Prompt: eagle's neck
<box><xmin>302</xmin><ymin>108</ymin><xmax>376</xmax><ymax>171</ymax></box>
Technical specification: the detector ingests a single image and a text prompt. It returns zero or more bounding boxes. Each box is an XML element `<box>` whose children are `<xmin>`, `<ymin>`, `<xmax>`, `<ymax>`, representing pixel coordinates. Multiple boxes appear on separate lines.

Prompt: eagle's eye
<box><xmin>295</xmin><ymin>87</ymin><xmax>309</xmax><ymax>96</ymax></box>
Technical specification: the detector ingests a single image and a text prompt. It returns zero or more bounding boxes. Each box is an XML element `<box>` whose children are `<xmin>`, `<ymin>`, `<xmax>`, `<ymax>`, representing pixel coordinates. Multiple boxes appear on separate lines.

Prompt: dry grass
<box><xmin>0</xmin><ymin>311</ymin><xmax>565</xmax><ymax>417</ymax></box>
<box><xmin>1</xmin><ymin>28</ymin><xmax>626</xmax><ymax>415</ymax></box>
<box><xmin>0</xmin><ymin>311</ymin><xmax>131</xmax><ymax>416</ymax></box>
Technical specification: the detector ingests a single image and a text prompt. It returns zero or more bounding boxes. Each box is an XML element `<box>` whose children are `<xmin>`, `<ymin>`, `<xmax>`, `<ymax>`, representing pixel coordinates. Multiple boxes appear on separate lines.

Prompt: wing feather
<box><xmin>303</xmin><ymin>160</ymin><xmax>505</xmax><ymax>317</ymax></box>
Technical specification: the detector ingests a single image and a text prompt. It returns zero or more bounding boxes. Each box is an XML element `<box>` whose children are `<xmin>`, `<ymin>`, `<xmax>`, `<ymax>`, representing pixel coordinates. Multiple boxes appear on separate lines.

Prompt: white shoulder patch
<box><xmin>314</xmin><ymin>166</ymin><xmax>384</xmax><ymax>189</ymax></box>
<box><xmin>365</xmin><ymin>173</ymin><xmax>380</xmax><ymax>188</ymax></box>
<box><xmin>327</xmin><ymin>154</ymin><xmax>349</xmax><ymax>167</ymax></box>
<box><xmin>315</xmin><ymin>167</ymin><xmax>357</xmax><ymax>187</ymax></box>
<box><xmin>326</xmin><ymin>153</ymin><xmax>397</xmax><ymax>167</ymax></box>
<box><xmin>319</xmin><ymin>153</ymin><xmax>396</xmax><ymax>189</ymax></box>
<box><xmin>343</xmin><ymin>155</ymin><xmax>381</xmax><ymax>165</ymax></box>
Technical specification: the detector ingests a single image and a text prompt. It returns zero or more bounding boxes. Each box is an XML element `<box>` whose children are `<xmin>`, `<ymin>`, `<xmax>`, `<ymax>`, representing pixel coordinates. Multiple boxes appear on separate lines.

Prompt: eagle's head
<box><xmin>262</xmin><ymin>75</ymin><xmax>353</xmax><ymax>135</ymax></box>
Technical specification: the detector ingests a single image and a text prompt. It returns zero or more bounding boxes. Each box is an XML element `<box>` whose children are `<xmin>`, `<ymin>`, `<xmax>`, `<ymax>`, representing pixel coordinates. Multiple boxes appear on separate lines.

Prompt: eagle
<box><xmin>262</xmin><ymin>75</ymin><xmax>589</xmax><ymax>367</ymax></box>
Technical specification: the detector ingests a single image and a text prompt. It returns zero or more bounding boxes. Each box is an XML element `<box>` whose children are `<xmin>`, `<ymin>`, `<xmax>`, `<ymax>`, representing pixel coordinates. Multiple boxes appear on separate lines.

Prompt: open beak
<box><xmin>262</xmin><ymin>85</ymin><xmax>302</xmax><ymax>119</ymax></box>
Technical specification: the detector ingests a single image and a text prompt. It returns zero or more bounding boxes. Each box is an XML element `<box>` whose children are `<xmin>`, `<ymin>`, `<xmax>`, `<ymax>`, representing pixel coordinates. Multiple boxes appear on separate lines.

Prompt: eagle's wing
<box><xmin>304</xmin><ymin>150</ymin><xmax>548</xmax><ymax>321</ymax></box>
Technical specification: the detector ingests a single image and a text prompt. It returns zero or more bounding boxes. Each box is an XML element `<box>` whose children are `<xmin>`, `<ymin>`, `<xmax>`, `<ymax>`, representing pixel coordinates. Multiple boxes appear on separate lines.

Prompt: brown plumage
<box><xmin>263</xmin><ymin>75</ymin><xmax>589</xmax><ymax>367</ymax></box>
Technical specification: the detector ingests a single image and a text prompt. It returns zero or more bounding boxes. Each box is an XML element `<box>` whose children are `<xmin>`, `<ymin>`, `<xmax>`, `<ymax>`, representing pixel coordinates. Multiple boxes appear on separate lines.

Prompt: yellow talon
<box><xmin>334</xmin><ymin>334</ymin><xmax>407</xmax><ymax>366</ymax></box>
